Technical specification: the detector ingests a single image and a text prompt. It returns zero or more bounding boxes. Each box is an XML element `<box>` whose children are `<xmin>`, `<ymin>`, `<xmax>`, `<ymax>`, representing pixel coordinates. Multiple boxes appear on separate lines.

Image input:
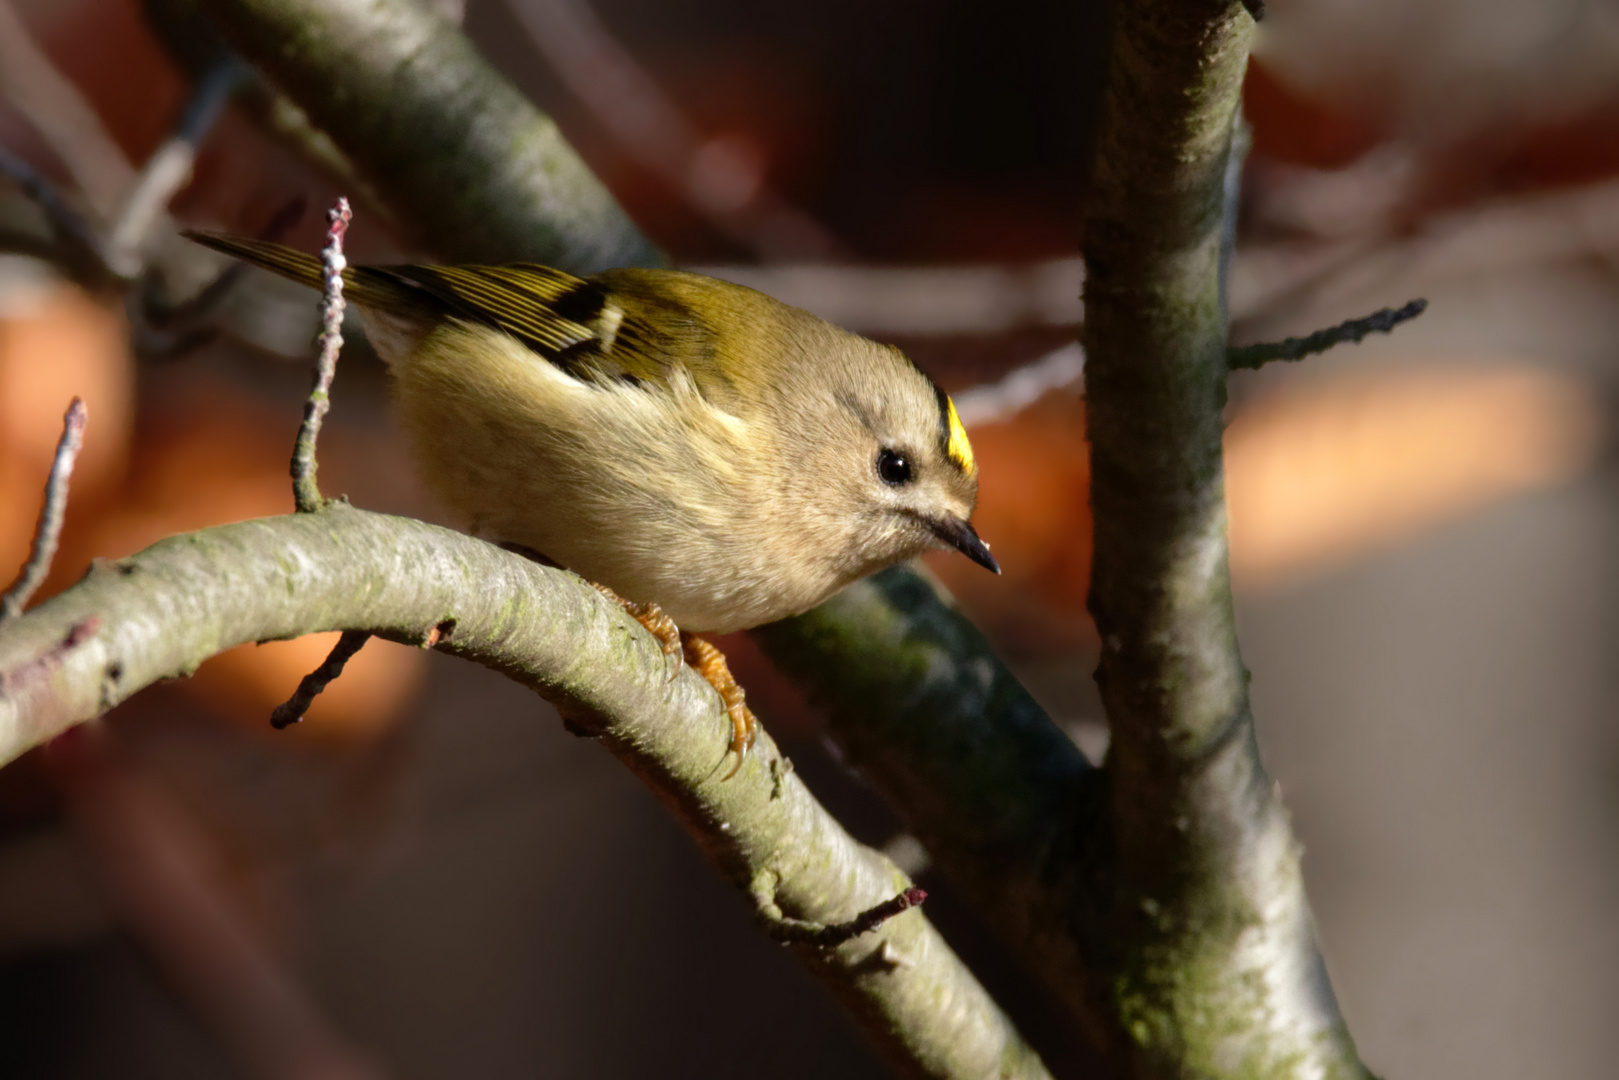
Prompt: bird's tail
<box><xmin>182</xmin><ymin>230</ymin><xmax>415</xmax><ymax>312</ymax></box>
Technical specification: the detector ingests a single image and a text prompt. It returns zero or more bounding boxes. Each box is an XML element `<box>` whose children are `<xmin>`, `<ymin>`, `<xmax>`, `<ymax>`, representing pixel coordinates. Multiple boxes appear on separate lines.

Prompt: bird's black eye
<box><xmin>876</xmin><ymin>448</ymin><xmax>912</xmax><ymax>486</ymax></box>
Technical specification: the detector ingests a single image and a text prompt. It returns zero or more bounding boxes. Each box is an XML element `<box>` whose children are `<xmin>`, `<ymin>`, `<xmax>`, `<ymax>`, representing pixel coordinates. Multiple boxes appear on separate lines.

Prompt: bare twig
<box><xmin>0</xmin><ymin>616</ymin><xmax>98</xmax><ymax>693</ymax></box>
<box><xmin>1227</xmin><ymin>298</ymin><xmax>1429</xmax><ymax>370</ymax></box>
<box><xmin>291</xmin><ymin>197</ymin><xmax>350</xmax><ymax>513</ymax></box>
<box><xmin>1</xmin><ymin>398</ymin><xmax>87</xmax><ymax>623</ymax></box>
<box><xmin>131</xmin><ymin>195</ymin><xmax>307</xmax><ymax>362</ymax></box>
<box><xmin>753</xmin><ymin>871</ymin><xmax>928</xmax><ymax>947</ymax></box>
<box><xmin>269</xmin><ymin>629</ymin><xmax>371</xmax><ymax>729</ymax></box>
<box><xmin>0</xmin><ymin>146</ymin><xmax>109</xmax><ymax>281</ymax></box>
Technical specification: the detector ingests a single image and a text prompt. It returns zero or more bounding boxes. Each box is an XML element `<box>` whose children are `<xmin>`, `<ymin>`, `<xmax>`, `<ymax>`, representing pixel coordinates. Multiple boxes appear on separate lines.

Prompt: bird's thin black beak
<box><xmin>932</xmin><ymin>516</ymin><xmax>1001</xmax><ymax>575</ymax></box>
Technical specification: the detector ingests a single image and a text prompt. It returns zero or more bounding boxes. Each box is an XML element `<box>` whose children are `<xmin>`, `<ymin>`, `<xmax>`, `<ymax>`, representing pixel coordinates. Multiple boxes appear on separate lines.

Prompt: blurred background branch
<box><xmin>195</xmin><ymin>0</ymin><xmax>660</xmax><ymax>271</ymax></box>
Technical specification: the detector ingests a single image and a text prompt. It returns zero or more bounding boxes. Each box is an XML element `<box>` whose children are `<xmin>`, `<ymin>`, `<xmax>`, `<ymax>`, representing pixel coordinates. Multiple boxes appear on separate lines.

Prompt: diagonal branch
<box><xmin>0</xmin><ymin>505</ymin><xmax>1050</xmax><ymax>1080</ymax></box>
<box><xmin>195</xmin><ymin>0</ymin><xmax>662</xmax><ymax>272</ymax></box>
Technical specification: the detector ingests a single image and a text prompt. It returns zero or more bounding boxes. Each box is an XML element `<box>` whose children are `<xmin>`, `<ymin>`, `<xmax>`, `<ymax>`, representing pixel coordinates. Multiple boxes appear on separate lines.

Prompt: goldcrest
<box><xmin>185</xmin><ymin>233</ymin><xmax>999</xmax><ymax>636</ymax></box>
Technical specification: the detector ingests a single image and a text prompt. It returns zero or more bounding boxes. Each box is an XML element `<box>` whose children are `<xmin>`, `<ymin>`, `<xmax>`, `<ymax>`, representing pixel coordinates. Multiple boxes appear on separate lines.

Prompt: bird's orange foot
<box><xmin>682</xmin><ymin>633</ymin><xmax>758</xmax><ymax>780</ymax></box>
<box><xmin>593</xmin><ymin>583</ymin><xmax>683</xmax><ymax>679</ymax></box>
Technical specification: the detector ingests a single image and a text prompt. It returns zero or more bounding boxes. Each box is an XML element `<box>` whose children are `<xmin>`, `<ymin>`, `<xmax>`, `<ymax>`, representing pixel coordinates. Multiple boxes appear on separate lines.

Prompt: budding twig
<box><xmin>269</xmin><ymin>629</ymin><xmax>371</xmax><ymax>729</ymax></box>
<box><xmin>275</xmin><ymin>198</ymin><xmax>370</xmax><ymax>729</ymax></box>
<box><xmin>291</xmin><ymin>197</ymin><xmax>351</xmax><ymax>513</ymax></box>
<box><xmin>1227</xmin><ymin>298</ymin><xmax>1429</xmax><ymax>371</ymax></box>
<box><xmin>1</xmin><ymin>398</ymin><xmax>87</xmax><ymax>622</ymax></box>
<box><xmin>752</xmin><ymin>871</ymin><xmax>928</xmax><ymax>948</ymax></box>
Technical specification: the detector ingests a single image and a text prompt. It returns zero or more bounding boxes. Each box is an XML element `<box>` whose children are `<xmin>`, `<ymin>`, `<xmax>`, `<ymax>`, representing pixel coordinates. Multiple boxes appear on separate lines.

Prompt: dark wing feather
<box><xmin>371</xmin><ymin>263</ymin><xmax>601</xmax><ymax>363</ymax></box>
<box><xmin>183</xmin><ymin>232</ymin><xmax>699</xmax><ymax>386</ymax></box>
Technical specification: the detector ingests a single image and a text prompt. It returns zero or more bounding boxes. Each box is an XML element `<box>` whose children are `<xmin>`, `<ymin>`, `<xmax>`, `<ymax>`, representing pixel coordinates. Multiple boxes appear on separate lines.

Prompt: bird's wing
<box><xmin>183</xmin><ymin>232</ymin><xmax>744</xmax><ymax>392</ymax></box>
<box><xmin>370</xmin><ymin>263</ymin><xmax>604</xmax><ymax>370</ymax></box>
<box><xmin>391</xmin><ymin>264</ymin><xmax>755</xmax><ymax>398</ymax></box>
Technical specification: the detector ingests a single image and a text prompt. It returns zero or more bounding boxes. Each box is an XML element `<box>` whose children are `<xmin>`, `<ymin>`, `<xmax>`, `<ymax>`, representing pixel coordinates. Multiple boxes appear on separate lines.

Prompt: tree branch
<box><xmin>0</xmin><ymin>506</ymin><xmax>1050</xmax><ymax>1080</ymax></box>
<box><xmin>195</xmin><ymin>0</ymin><xmax>662</xmax><ymax>272</ymax></box>
<box><xmin>1081</xmin><ymin>0</ymin><xmax>1370</xmax><ymax>1075</ymax></box>
<box><xmin>0</xmin><ymin>145</ymin><xmax>111</xmax><ymax>285</ymax></box>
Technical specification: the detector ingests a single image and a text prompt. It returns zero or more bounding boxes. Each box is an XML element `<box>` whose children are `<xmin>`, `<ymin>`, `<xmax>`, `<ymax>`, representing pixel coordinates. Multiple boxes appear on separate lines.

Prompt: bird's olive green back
<box><xmin>185</xmin><ymin>232</ymin><xmax>768</xmax><ymax>396</ymax></box>
<box><xmin>181</xmin><ymin>233</ymin><xmax>970</xmax><ymax>468</ymax></box>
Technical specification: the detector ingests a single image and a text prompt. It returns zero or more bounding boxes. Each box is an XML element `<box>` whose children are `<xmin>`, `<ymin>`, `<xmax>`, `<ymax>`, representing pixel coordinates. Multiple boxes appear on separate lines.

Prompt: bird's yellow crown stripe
<box><xmin>945</xmin><ymin>396</ymin><xmax>975</xmax><ymax>473</ymax></box>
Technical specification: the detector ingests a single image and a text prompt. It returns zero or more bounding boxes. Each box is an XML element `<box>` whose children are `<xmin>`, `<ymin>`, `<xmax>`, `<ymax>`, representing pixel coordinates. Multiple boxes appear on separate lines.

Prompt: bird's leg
<box><xmin>591</xmin><ymin>582</ymin><xmax>684</xmax><ymax>678</ymax></box>
<box><xmin>586</xmin><ymin>583</ymin><xmax>755</xmax><ymax>778</ymax></box>
<box><xmin>682</xmin><ymin>633</ymin><xmax>758</xmax><ymax>780</ymax></box>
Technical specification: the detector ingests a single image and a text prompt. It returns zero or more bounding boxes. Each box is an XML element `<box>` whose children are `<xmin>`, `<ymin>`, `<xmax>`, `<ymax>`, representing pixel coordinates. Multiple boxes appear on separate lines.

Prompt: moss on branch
<box><xmin>0</xmin><ymin>505</ymin><xmax>1048</xmax><ymax>1080</ymax></box>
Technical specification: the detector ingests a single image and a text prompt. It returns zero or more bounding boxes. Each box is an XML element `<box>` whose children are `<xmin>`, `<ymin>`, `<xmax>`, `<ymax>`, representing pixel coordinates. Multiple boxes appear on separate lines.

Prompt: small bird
<box><xmin>186</xmin><ymin>232</ymin><xmax>999</xmax><ymax>773</ymax></box>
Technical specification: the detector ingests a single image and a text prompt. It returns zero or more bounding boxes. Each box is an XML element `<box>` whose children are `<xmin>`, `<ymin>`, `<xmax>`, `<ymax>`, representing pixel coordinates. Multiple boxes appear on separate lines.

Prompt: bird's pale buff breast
<box><xmin>384</xmin><ymin>321</ymin><xmax>862</xmax><ymax>632</ymax></box>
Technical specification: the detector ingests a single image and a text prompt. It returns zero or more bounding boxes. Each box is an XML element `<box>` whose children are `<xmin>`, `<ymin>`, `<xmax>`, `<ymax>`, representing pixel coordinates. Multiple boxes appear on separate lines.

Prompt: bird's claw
<box><xmin>593</xmin><ymin>584</ymin><xmax>684</xmax><ymax>680</ymax></box>
<box><xmin>590</xmin><ymin>584</ymin><xmax>756</xmax><ymax>779</ymax></box>
<box><xmin>682</xmin><ymin>633</ymin><xmax>757</xmax><ymax>780</ymax></box>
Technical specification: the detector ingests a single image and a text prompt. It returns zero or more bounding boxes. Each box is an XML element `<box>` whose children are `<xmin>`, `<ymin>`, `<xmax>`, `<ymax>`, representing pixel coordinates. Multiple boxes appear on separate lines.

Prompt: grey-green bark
<box><xmin>1081</xmin><ymin>1</ymin><xmax>1370</xmax><ymax>1076</ymax></box>
<box><xmin>755</xmin><ymin>570</ymin><xmax>1119</xmax><ymax>1046</ymax></box>
<box><xmin>195</xmin><ymin>0</ymin><xmax>662</xmax><ymax>271</ymax></box>
<box><xmin>0</xmin><ymin>505</ymin><xmax>1048</xmax><ymax>1080</ymax></box>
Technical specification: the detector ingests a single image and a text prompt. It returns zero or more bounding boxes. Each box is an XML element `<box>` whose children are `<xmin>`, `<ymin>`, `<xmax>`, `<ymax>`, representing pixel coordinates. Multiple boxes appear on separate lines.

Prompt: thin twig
<box><xmin>0</xmin><ymin>146</ymin><xmax>109</xmax><ymax>281</ymax></box>
<box><xmin>753</xmin><ymin>872</ymin><xmax>928</xmax><ymax>948</ymax></box>
<box><xmin>291</xmin><ymin>197</ymin><xmax>351</xmax><ymax>513</ymax></box>
<box><xmin>697</xmin><ymin>257</ymin><xmax>1084</xmax><ymax>336</ymax></box>
<box><xmin>270</xmin><ymin>629</ymin><xmax>371</xmax><ymax>729</ymax></box>
<box><xmin>1227</xmin><ymin>297</ymin><xmax>1429</xmax><ymax>370</ymax></box>
<box><xmin>1</xmin><ymin>399</ymin><xmax>87</xmax><ymax>622</ymax></box>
